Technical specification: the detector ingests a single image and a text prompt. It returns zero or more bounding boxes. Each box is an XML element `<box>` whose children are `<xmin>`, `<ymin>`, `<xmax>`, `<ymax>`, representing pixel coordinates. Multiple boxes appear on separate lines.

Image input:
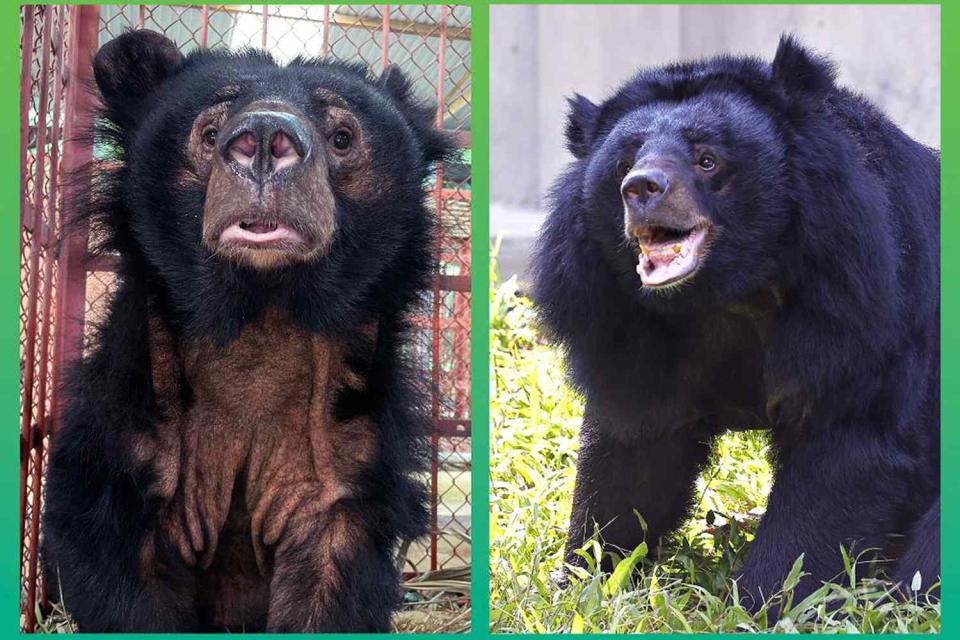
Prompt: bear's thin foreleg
<box><xmin>266</xmin><ymin>501</ymin><xmax>398</xmax><ymax>632</ymax></box>
<box><xmin>564</xmin><ymin>403</ymin><xmax>713</xmax><ymax>573</ymax></box>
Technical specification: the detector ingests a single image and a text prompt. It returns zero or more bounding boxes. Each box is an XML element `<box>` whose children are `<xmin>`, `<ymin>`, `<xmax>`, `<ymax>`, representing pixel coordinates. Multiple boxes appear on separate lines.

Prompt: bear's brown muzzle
<box><xmin>202</xmin><ymin>101</ymin><xmax>337</xmax><ymax>270</ymax></box>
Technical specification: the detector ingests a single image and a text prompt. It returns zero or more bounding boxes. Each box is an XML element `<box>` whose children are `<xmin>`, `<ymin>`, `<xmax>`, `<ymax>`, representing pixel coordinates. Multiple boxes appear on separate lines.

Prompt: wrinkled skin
<box><xmin>41</xmin><ymin>30</ymin><xmax>451</xmax><ymax>632</ymax></box>
<box><xmin>533</xmin><ymin>37</ymin><xmax>940</xmax><ymax>610</ymax></box>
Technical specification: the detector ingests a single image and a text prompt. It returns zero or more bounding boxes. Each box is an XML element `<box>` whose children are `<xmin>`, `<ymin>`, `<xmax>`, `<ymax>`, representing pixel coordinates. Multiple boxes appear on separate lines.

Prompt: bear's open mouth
<box><xmin>632</xmin><ymin>222</ymin><xmax>711</xmax><ymax>288</ymax></box>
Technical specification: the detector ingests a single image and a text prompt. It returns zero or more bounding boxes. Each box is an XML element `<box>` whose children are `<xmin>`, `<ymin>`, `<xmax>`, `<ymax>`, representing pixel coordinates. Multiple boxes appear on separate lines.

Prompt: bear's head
<box><xmin>558</xmin><ymin>36</ymin><xmax>895</xmax><ymax>317</ymax></box>
<box><xmin>88</xmin><ymin>30</ymin><xmax>452</xmax><ymax>338</ymax></box>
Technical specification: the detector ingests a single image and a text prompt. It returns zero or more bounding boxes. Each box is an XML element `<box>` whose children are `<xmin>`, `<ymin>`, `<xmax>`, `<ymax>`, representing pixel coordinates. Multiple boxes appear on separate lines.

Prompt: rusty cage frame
<box><xmin>19</xmin><ymin>4</ymin><xmax>471</xmax><ymax>631</ymax></box>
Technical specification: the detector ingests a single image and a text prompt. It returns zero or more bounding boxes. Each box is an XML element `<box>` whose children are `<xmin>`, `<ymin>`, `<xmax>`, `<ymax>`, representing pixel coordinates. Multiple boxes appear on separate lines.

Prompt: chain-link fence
<box><xmin>19</xmin><ymin>5</ymin><xmax>471</xmax><ymax>631</ymax></box>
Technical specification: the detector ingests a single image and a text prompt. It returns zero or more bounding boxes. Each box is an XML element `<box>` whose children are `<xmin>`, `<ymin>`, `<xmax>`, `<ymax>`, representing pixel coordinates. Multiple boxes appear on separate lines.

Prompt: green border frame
<box><xmin>5</xmin><ymin>0</ymin><xmax>952</xmax><ymax>638</ymax></box>
<box><xmin>4</xmin><ymin>1</ymin><xmax>21</xmax><ymax>634</ymax></box>
<box><xmin>472</xmin><ymin>0</ymin><xmax>491</xmax><ymax>635</ymax></box>
<box><xmin>938</xmin><ymin>0</ymin><xmax>952</xmax><ymax>634</ymax></box>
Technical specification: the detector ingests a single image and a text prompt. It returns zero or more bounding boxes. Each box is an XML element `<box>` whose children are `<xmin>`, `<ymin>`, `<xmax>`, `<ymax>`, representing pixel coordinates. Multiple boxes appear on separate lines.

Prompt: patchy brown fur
<box><xmin>186</xmin><ymin>102</ymin><xmax>230</xmax><ymax>175</ymax></box>
<box><xmin>324</xmin><ymin>105</ymin><xmax>385</xmax><ymax>200</ymax></box>
<box><xmin>137</xmin><ymin>312</ymin><xmax>379</xmax><ymax>629</ymax></box>
<box><xmin>312</xmin><ymin>88</ymin><xmax>390</xmax><ymax>200</ymax></box>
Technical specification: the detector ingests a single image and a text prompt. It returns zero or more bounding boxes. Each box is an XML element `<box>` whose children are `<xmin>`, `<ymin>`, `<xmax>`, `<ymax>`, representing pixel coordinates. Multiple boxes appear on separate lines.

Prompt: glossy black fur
<box><xmin>533</xmin><ymin>37</ymin><xmax>939</xmax><ymax>606</ymax></box>
<box><xmin>40</xmin><ymin>31</ymin><xmax>452</xmax><ymax>632</ymax></box>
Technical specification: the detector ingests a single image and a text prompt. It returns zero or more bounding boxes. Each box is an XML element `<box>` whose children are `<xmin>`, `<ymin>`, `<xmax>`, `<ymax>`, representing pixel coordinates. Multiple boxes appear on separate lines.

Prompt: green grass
<box><xmin>489</xmin><ymin>267</ymin><xmax>940</xmax><ymax>634</ymax></box>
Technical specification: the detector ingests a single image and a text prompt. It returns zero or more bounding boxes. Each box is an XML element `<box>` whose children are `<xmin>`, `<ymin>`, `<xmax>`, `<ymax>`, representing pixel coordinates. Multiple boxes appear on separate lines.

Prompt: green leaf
<box><xmin>573</xmin><ymin>547</ymin><xmax>596</xmax><ymax>573</ymax></box>
<box><xmin>788</xmin><ymin>583</ymin><xmax>833</xmax><ymax>617</ymax></box>
<box><xmin>605</xmin><ymin>542</ymin><xmax>648</xmax><ymax>596</ymax></box>
<box><xmin>783</xmin><ymin>553</ymin><xmax>806</xmax><ymax>592</ymax></box>
<box><xmin>633</xmin><ymin>509</ymin><xmax>649</xmax><ymax>533</ymax></box>
<box><xmin>578</xmin><ymin>574</ymin><xmax>603</xmax><ymax>618</ymax></box>
<box><xmin>571</xmin><ymin>612</ymin><xmax>585</xmax><ymax>634</ymax></box>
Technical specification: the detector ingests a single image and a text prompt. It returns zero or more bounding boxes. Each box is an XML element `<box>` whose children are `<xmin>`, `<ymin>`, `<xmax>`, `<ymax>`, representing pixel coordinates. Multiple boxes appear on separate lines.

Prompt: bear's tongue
<box><xmin>636</xmin><ymin>225</ymin><xmax>708</xmax><ymax>287</ymax></box>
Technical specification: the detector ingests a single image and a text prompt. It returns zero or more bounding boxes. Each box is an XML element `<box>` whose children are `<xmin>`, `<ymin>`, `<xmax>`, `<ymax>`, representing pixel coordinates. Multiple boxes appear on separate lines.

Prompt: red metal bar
<box><xmin>261</xmin><ymin>5</ymin><xmax>268</xmax><ymax>49</ymax></box>
<box><xmin>429</xmin><ymin>3</ymin><xmax>448</xmax><ymax>573</ymax></box>
<box><xmin>380</xmin><ymin>6</ymin><xmax>390</xmax><ymax>72</ymax></box>
<box><xmin>18</xmin><ymin>5</ymin><xmax>37</xmax><ymax>570</ymax></box>
<box><xmin>439</xmin><ymin>274</ymin><xmax>470</xmax><ymax>292</ymax></box>
<box><xmin>27</xmin><ymin>6</ymin><xmax>68</xmax><ymax>620</ymax></box>
<box><xmin>20</xmin><ymin>8</ymin><xmax>54</xmax><ymax>631</ymax></box>
<box><xmin>20</xmin><ymin>0</ymin><xmax>52</xmax><ymax>568</ymax></box>
<box><xmin>200</xmin><ymin>5</ymin><xmax>209</xmax><ymax>47</ymax></box>
<box><xmin>84</xmin><ymin>254</ymin><xmax>119</xmax><ymax>272</ymax></box>
<box><xmin>19</xmin><ymin>7</ymin><xmax>36</xmax><ymax>234</ymax></box>
<box><xmin>410</xmin><ymin>316</ymin><xmax>470</xmax><ymax>332</ymax></box>
<box><xmin>322</xmin><ymin>5</ymin><xmax>330</xmax><ymax>57</ymax></box>
<box><xmin>138</xmin><ymin>4</ymin><xmax>145</xmax><ymax>29</ymax></box>
<box><xmin>53</xmin><ymin>6</ymin><xmax>100</xmax><ymax>429</ymax></box>
<box><xmin>434</xmin><ymin>5</ymin><xmax>447</xmax><ymax>142</ymax></box>
<box><xmin>189</xmin><ymin>5</ymin><xmax>469</xmax><ymax>41</ymax></box>
<box><xmin>451</xmin><ymin>240</ymin><xmax>470</xmax><ymax>419</ymax></box>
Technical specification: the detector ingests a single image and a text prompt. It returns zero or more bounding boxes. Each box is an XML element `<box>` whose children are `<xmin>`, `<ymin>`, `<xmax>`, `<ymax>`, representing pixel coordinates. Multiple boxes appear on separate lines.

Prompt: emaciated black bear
<box><xmin>41</xmin><ymin>31</ymin><xmax>451</xmax><ymax>632</ymax></box>
<box><xmin>533</xmin><ymin>37</ymin><xmax>939</xmax><ymax>606</ymax></box>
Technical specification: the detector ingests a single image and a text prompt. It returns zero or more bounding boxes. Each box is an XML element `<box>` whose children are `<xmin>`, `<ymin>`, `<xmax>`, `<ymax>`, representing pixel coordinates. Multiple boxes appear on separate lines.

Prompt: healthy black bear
<box><xmin>41</xmin><ymin>30</ymin><xmax>451</xmax><ymax>632</ymax></box>
<box><xmin>533</xmin><ymin>36</ymin><xmax>939</xmax><ymax>606</ymax></box>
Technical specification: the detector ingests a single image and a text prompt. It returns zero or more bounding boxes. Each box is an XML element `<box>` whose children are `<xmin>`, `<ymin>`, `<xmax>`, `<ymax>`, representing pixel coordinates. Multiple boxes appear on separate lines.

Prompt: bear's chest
<box><xmin>140</xmin><ymin>315</ymin><xmax>379</xmax><ymax>621</ymax></box>
<box><xmin>184</xmin><ymin>321</ymin><xmax>319</xmax><ymax>422</ymax></box>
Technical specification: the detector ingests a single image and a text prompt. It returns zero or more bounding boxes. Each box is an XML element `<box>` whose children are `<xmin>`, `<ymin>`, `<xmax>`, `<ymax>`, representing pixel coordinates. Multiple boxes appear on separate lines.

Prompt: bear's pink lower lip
<box><xmin>219</xmin><ymin>221</ymin><xmax>304</xmax><ymax>247</ymax></box>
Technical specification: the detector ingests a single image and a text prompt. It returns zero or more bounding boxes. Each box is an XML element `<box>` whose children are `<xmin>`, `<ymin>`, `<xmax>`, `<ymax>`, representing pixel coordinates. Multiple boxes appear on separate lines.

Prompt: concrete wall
<box><xmin>490</xmin><ymin>4</ymin><xmax>941</xmax><ymax>280</ymax></box>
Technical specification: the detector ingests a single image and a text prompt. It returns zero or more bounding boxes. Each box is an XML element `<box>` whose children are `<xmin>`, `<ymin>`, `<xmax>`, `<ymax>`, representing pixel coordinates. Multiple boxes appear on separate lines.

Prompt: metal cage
<box><xmin>19</xmin><ymin>4</ymin><xmax>471</xmax><ymax>631</ymax></box>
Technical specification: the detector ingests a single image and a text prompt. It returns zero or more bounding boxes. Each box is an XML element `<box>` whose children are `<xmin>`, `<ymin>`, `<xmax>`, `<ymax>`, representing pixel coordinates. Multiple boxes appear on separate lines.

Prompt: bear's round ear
<box><xmin>771</xmin><ymin>34</ymin><xmax>836</xmax><ymax>109</ymax></box>
<box><xmin>94</xmin><ymin>30</ymin><xmax>183</xmax><ymax>113</ymax></box>
<box><xmin>378</xmin><ymin>63</ymin><xmax>413</xmax><ymax>102</ymax></box>
<box><xmin>376</xmin><ymin>63</ymin><xmax>454</xmax><ymax>165</ymax></box>
<box><xmin>565</xmin><ymin>93</ymin><xmax>600</xmax><ymax>159</ymax></box>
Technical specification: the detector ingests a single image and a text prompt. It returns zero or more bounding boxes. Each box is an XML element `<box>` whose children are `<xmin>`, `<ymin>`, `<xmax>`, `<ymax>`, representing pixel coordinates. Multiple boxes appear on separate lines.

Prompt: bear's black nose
<box><xmin>219</xmin><ymin>110</ymin><xmax>311</xmax><ymax>181</ymax></box>
<box><xmin>621</xmin><ymin>169</ymin><xmax>670</xmax><ymax>207</ymax></box>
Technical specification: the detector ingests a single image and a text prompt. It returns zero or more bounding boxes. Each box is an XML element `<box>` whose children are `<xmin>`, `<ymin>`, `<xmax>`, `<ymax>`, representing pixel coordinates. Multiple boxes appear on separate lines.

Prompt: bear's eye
<box><xmin>616</xmin><ymin>159</ymin><xmax>633</xmax><ymax>179</ymax></box>
<box><xmin>697</xmin><ymin>154</ymin><xmax>717</xmax><ymax>171</ymax></box>
<box><xmin>330</xmin><ymin>128</ymin><xmax>353</xmax><ymax>154</ymax></box>
<box><xmin>202</xmin><ymin>126</ymin><xmax>218</xmax><ymax>148</ymax></box>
